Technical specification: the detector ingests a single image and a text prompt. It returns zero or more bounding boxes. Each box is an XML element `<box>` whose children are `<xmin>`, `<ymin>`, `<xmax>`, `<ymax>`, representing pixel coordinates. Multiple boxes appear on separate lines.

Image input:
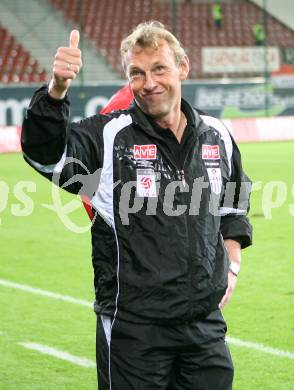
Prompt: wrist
<box><xmin>48</xmin><ymin>79</ymin><xmax>67</xmax><ymax>100</ymax></box>
<box><xmin>229</xmin><ymin>261</ymin><xmax>240</xmax><ymax>277</ymax></box>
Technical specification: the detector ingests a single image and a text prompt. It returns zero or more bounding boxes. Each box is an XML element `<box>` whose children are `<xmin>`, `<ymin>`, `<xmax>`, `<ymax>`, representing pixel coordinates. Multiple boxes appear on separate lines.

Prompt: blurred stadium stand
<box><xmin>0</xmin><ymin>0</ymin><xmax>293</xmax><ymax>83</ymax></box>
<box><xmin>250</xmin><ymin>0</ymin><xmax>294</xmax><ymax>30</ymax></box>
<box><xmin>0</xmin><ymin>0</ymin><xmax>119</xmax><ymax>83</ymax></box>
<box><xmin>0</xmin><ymin>25</ymin><xmax>47</xmax><ymax>83</ymax></box>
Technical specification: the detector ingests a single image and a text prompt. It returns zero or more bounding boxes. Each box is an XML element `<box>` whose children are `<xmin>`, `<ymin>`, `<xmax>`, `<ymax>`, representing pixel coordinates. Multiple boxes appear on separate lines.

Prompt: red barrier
<box><xmin>223</xmin><ymin>117</ymin><xmax>294</xmax><ymax>143</ymax></box>
<box><xmin>0</xmin><ymin>126</ymin><xmax>21</xmax><ymax>153</ymax></box>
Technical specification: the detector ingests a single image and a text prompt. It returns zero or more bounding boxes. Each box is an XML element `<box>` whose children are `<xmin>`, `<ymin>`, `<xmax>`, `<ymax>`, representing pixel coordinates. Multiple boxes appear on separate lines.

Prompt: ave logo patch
<box><xmin>134</xmin><ymin>144</ymin><xmax>157</xmax><ymax>160</ymax></box>
<box><xmin>202</xmin><ymin>144</ymin><xmax>220</xmax><ymax>160</ymax></box>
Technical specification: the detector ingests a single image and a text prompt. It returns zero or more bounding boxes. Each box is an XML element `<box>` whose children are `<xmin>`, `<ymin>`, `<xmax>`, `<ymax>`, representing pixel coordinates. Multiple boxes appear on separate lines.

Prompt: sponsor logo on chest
<box><xmin>136</xmin><ymin>168</ymin><xmax>157</xmax><ymax>197</ymax></box>
<box><xmin>202</xmin><ymin>144</ymin><xmax>220</xmax><ymax>160</ymax></box>
<box><xmin>134</xmin><ymin>144</ymin><xmax>157</xmax><ymax>160</ymax></box>
<box><xmin>207</xmin><ymin>167</ymin><xmax>222</xmax><ymax>195</ymax></box>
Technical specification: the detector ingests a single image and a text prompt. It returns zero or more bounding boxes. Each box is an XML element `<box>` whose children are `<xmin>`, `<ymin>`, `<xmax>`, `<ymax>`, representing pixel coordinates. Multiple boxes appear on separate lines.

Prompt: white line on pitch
<box><xmin>1</xmin><ymin>278</ymin><xmax>294</xmax><ymax>360</ymax></box>
<box><xmin>0</xmin><ymin>279</ymin><xmax>92</xmax><ymax>308</ymax></box>
<box><xmin>19</xmin><ymin>342</ymin><xmax>96</xmax><ymax>368</ymax></box>
<box><xmin>226</xmin><ymin>336</ymin><xmax>294</xmax><ymax>359</ymax></box>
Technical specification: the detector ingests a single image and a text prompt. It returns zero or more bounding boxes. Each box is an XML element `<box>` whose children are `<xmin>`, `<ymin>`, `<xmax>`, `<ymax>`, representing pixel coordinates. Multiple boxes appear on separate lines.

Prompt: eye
<box><xmin>129</xmin><ymin>69</ymin><xmax>144</xmax><ymax>81</ymax></box>
<box><xmin>153</xmin><ymin>65</ymin><xmax>166</xmax><ymax>75</ymax></box>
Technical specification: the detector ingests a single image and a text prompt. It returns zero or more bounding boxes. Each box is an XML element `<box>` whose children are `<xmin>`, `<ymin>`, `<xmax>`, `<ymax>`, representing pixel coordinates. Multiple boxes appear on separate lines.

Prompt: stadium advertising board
<box><xmin>202</xmin><ymin>47</ymin><xmax>280</xmax><ymax>73</ymax></box>
<box><xmin>1</xmin><ymin>81</ymin><xmax>294</xmax><ymax>127</ymax></box>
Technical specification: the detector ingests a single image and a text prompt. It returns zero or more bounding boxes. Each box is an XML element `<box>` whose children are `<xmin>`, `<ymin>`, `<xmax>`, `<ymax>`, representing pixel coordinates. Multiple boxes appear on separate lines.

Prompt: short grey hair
<box><xmin>120</xmin><ymin>21</ymin><xmax>187</xmax><ymax>70</ymax></box>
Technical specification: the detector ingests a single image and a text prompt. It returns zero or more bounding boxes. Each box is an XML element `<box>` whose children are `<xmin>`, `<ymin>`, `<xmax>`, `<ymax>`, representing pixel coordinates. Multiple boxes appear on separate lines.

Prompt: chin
<box><xmin>136</xmin><ymin>99</ymin><xmax>169</xmax><ymax>118</ymax></box>
<box><xmin>147</xmin><ymin>105</ymin><xmax>169</xmax><ymax>119</ymax></box>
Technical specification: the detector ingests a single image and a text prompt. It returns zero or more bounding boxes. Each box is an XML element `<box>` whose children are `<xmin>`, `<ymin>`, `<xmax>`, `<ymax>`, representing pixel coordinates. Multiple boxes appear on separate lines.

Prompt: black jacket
<box><xmin>22</xmin><ymin>85</ymin><xmax>252</xmax><ymax>324</ymax></box>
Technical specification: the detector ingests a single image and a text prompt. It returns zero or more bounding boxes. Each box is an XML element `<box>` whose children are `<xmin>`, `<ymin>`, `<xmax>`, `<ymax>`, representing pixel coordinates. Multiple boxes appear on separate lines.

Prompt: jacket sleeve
<box><xmin>220</xmin><ymin>134</ymin><xmax>253</xmax><ymax>249</ymax></box>
<box><xmin>21</xmin><ymin>85</ymin><xmax>105</xmax><ymax>197</ymax></box>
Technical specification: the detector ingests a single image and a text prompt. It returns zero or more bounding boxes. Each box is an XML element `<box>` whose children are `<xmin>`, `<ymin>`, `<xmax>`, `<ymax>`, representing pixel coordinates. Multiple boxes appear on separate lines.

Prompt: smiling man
<box><xmin>22</xmin><ymin>21</ymin><xmax>252</xmax><ymax>390</ymax></box>
<box><xmin>122</xmin><ymin>37</ymin><xmax>189</xmax><ymax>138</ymax></box>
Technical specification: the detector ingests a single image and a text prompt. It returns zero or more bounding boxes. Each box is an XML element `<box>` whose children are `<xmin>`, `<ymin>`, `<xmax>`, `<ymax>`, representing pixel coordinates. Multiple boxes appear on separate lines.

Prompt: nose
<box><xmin>143</xmin><ymin>72</ymin><xmax>156</xmax><ymax>91</ymax></box>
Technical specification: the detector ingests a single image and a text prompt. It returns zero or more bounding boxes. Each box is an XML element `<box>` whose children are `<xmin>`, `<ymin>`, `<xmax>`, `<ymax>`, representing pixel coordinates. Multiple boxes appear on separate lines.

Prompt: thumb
<box><xmin>69</xmin><ymin>30</ymin><xmax>80</xmax><ymax>49</ymax></box>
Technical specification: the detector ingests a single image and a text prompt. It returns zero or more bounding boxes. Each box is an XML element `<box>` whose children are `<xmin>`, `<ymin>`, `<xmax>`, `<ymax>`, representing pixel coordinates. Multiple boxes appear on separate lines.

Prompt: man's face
<box><xmin>125</xmin><ymin>40</ymin><xmax>189</xmax><ymax>119</ymax></box>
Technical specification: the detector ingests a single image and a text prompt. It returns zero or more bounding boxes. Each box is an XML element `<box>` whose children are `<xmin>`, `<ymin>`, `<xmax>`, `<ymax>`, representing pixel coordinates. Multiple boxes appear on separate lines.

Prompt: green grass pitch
<box><xmin>0</xmin><ymin>142</ymin><xmax>293</xmax><ymax>389</ymax></box>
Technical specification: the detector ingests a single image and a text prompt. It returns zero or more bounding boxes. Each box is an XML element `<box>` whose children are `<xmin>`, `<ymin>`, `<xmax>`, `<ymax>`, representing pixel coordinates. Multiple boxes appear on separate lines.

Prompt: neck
<box><xmin>155</xmin><ymin>109</ymin><xmax>187</xmax><ymax>143</ymax></box>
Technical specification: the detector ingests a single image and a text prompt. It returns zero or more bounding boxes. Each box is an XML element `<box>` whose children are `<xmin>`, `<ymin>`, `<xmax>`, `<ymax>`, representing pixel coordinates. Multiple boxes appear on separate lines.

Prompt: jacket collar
<box><xmin>128</xmin><ymin>98</ymin><xmax>210</xmax><ymax>139</ymax></box>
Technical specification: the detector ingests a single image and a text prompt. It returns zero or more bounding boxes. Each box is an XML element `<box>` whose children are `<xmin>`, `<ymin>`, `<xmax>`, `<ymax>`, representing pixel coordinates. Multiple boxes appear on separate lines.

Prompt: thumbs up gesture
<box><xmin>49</xmin><ymin>30</ymin><xmax>82</xmax><ymax>99</ymax></box>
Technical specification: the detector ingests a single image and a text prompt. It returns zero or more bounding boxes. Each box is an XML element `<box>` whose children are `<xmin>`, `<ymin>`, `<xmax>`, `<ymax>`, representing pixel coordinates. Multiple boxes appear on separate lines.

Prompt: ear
<box><xmin>179</xmin><ymin>55</ymin><xmax>190</xmax><ymax>81</ymax></box>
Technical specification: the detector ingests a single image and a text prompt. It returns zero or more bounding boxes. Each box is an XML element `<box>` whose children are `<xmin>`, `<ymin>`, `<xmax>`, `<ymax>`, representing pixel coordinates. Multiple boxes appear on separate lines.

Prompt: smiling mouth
<box><xmin>143</xmin><ymin>91</ymin><xmax>164</xmax><ymax>99</ymax></box>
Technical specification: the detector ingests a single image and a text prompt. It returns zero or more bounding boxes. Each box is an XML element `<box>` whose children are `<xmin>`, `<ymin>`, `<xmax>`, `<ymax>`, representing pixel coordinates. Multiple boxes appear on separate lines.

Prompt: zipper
<box><xmin>180</xmin><ymin>169</ymin><xmax>186</xmax><ymax>187</ymax></box>
<box><xmin>182</xmin><ymin>152</ymin><xmax>195</xmax><ymax>319</ymax></box>
<box><xmin>179</xmin><ymin>169</ymin><xmax>187</xmax><ymax>187</ymax></box>
<box><xmin>135</xmin><ymin>117</ymin><xmax>198</xmax><ymax>318</ymax></box>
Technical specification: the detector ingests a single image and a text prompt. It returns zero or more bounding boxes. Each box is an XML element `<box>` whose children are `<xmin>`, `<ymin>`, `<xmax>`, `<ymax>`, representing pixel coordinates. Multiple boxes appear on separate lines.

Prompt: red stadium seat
<box><xmin>3</xmin><ymin>1</ymin><xmax>294</xmax><ymax>82</ymax></box>
<box><xmin>0</xmin><ymin>24</ymin><xmax>48</xmax><ymax>84</ymax></box>
<box><xmin>50</xmin><ymin>0</ymin><xmax>294</xmax><ymax>78</ymax></box>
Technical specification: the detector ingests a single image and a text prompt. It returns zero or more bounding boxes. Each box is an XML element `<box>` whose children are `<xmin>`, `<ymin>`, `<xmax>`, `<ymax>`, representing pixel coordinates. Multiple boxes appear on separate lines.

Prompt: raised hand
<box><xmin>49</xmin><ymin>30</ymin><xmax>82</xmax><ymax>99</ymax></box>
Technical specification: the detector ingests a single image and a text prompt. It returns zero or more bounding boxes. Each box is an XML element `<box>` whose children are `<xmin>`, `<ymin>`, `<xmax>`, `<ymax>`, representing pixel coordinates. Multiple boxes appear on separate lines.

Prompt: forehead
<box><xmin>125</xmin><ymin>40</ymin><xmax>176</xmax><ymax>69</ymax></box>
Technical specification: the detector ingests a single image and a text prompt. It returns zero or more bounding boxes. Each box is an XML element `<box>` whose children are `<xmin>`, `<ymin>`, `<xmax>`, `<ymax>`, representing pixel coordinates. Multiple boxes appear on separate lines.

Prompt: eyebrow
<box><xmin>128</xmin><ymin>66</ymin><xmax>144</xmax><ymax>72</ymax></box>
<box><xmin>128</xmin><ymin>61</ymin><xmax>165</xmax><ymax>72</ymax></box>
<box><xmin>152</xmin><ymin>61</ymin><xmax>164</xmax><ymax>67</ymax></box>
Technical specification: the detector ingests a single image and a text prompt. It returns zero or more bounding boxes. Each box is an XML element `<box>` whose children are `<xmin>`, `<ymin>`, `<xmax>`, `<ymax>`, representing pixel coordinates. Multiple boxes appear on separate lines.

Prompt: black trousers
<box><xmin>96</xmin><ymin>310</ymin><xmax>234</xmax><ymax>390</ymax></box>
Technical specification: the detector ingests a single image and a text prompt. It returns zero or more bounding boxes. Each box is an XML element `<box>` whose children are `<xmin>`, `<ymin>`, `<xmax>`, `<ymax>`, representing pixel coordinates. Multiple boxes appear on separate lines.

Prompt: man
<box><xmin>212</xmin><ymin>1</ymin><xmax>222</xmax><ymax>29</ymax></box>
<box><xmin>22</xmin><ymin>21</ymin><xmax>252</xmax><ymax>390</ymax></box>
<box><xmin>252</xmin><ymin>23</ymin><xmax>265</xmax><ymax>46</ymax></box>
